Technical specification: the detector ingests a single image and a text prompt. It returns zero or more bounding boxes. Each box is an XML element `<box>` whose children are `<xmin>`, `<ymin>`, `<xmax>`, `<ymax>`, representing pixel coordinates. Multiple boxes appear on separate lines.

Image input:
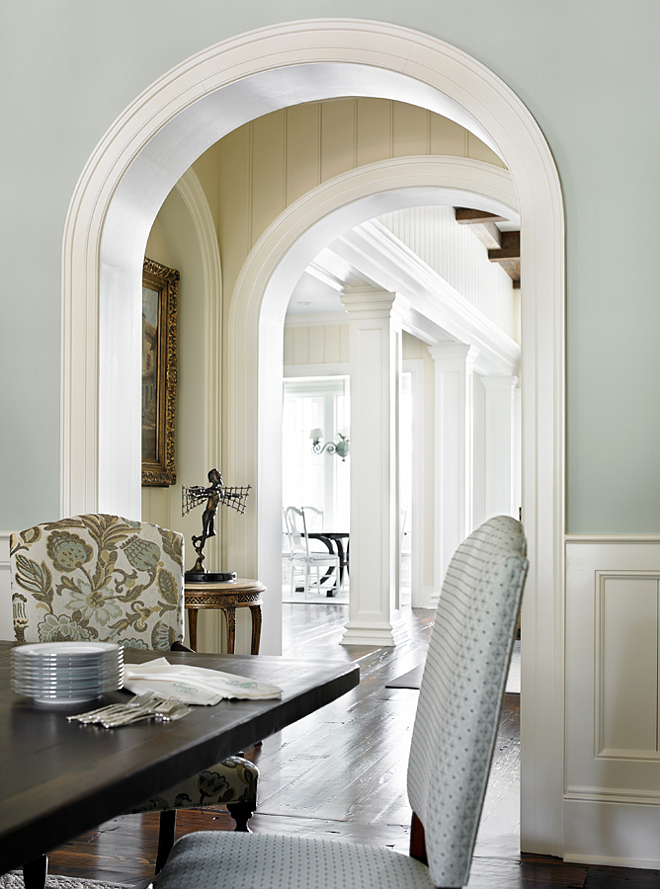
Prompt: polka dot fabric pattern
<box><xmin>155</xmin><ymin>831</ymin><xmax>438</xmax><ymax>889</ymax></box>
<box><xmin>407</xmin><ymin>515</ymin><xmax>528</xmax><ymax>887</ymax></box>
<box><xmin>155</xmin><ymin>515</ymin><xmax>527</xmax><ymax>889</ymax></box>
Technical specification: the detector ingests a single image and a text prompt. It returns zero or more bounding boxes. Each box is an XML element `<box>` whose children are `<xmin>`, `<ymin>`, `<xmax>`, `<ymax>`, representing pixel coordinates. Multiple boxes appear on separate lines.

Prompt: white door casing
<box><xmin>61</xmin><ymin>20</ymin><xmax>565</xmax><ymax>856</ymax></box>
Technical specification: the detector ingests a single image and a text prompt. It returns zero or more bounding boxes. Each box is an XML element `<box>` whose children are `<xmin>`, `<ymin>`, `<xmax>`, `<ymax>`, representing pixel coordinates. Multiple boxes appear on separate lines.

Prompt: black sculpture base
<box><xmin>185</xmin><ymin>570</ymin><xmax>237</xmax><ymax>583</ymax></box>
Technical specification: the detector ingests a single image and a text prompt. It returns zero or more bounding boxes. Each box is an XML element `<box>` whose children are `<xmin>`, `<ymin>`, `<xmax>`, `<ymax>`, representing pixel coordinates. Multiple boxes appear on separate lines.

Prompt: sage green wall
<box><xmin>2</xmin><ymin>1</ymin><xmax>660</xmax><ymax>531</ymax></box>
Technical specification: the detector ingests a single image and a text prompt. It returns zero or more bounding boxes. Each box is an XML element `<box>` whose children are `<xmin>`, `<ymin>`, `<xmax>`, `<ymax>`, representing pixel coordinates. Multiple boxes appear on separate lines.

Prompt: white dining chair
<box><xmin>283</xmin><ymin>506</ymin><xmax>340</xmax><ymax>596</ymax></box>
<box><xmin>155</xmin><ymin>515</ymin><xmax>528</xmax><ymax>889</ymax></box>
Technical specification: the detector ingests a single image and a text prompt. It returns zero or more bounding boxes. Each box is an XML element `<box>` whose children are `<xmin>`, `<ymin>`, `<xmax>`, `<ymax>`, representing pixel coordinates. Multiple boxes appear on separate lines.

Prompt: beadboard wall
<box><xmin>194</xmin><ymin>97</ymin><xmax>506</xmax><ymax>316</ymax></box>
<box><xmin>377</xmin><ymin>206</ymin><xmax>517</xmax><ymax>341</ymax></box>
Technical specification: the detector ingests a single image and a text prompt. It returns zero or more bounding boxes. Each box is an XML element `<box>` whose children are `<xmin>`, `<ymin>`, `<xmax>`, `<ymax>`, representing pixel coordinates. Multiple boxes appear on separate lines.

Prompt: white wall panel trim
<box><xmin>565</xmin><ymin>538</ymin><xmax>660</xmax><ymax>865</ymax></box>
<box><xmin>0</xmin><ymin>532</ymin><xmax>12</xmax><ymax>641</ymax></box>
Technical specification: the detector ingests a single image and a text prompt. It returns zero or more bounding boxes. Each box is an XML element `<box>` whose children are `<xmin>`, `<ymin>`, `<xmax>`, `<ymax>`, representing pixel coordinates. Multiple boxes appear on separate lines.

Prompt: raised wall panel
<box><xmin>565</xmin><ymin>538</ymin><xmax>660</xmax><ymax>865</ymax></box>
<box><xmin>250</xmin><ymin>112</ymin><xmax>286</xmax><ymax>244</ymax></box>
<box><xmin>596</xmin><ymin>574</ymin><xmax>658</xmax><ymax>754</ymax></box>
<box><xmin>285</xmin><ymin>105</ymin><xmax>320</xmax><ymax>205</ymax></box>
<box><xmin>291</xmin><ymin>327</ymin><xmax>310</xmax><ymax>365</ymax></box>
<box><xmin>217</xmin><ymin>126</ymin><xmax>251</xmax><ymax>299</ymax></box>
<box><xmin>467</xmin><ymin>130</ymin><xmax>506</xmax><ymax>169</ymax></box>
<box><xmin>308</xmin><ymin>325</ymin><xmax>324</xmax><ymax>363</ymax></box>
<box><xmin>323</xmin><ymin>325</ymin><xmax>341</xmax><ymax>364</ymax></box>
<box><xmin>356</xmin><ymin>98</ymin><xmax>392</xmax><ymax>167</ymax></box>
<box><xmin>430</xmin><ymin>114</ymin><xmax>467</xmax><ymax>156</ymax></box>
<box><xmin>340</xmin><ymin>325</ymin><xmax>350</xmax><ymax>363</ymax></box>
<box><xmin>392</xmin><ymin>103</ymin><xmax>430</xmax><ymax>157</ymax></box>
<box><xmin>320</xmin><ymin>100</ymin><xmax>356</xmax><ymax>182</ymax></box>
<box><xmin>0</xmin><ymin>533</ymin><xmax>11</xmax><ymax>641</ymax></box>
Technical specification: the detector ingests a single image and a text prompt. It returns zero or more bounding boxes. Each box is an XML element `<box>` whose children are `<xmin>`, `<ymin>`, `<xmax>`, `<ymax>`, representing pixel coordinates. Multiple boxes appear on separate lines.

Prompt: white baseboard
<box><xmin>563</xmin><ymin>798</ymin><xmax>660</xmax><ymax>868</ymax></box>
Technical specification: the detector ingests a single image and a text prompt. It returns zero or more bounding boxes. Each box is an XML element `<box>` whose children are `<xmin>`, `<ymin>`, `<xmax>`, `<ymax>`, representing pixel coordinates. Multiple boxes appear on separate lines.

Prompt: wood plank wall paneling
<box><xmin>376</xmin><ymin>206</ymin><xmax>515</xmax><ymax>339</ymax></box>
<box><xmin>202</xmin><ymin>98</ymin><xmax>506</xmax><ymax>308</ymax></box>
<box><xmin>283</xmin><ymin>323</ymin><xmax>351</xmax><ymax>366</ymax></box>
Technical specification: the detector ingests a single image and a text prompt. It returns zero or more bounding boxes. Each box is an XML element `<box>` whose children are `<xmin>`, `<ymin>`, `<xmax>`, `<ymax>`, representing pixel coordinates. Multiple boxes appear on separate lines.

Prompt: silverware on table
<box><xmin>67</xmin><ymin>691</ymin><xmax>192</xmax><ymax>727</ymax></box>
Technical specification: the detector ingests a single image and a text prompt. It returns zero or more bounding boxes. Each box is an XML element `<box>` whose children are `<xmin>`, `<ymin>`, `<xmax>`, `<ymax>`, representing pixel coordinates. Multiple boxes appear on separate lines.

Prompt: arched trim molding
<box><xmin>60</xmin><ymin>19</ymin><xmax>564</xmax><ymax>857</ymax></box>
<box><xmin>174</xmin><ymin>168</ymin><xmax>223</xmax><ymax>469</ymax></box>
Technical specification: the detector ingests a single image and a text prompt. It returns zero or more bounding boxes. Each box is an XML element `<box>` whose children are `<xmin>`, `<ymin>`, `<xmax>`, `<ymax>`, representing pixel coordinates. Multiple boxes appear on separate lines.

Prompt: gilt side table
<box><xmin>184</xmin><ymin>578</ymin><xmax>265</xmax><ymax>654</ymax></box>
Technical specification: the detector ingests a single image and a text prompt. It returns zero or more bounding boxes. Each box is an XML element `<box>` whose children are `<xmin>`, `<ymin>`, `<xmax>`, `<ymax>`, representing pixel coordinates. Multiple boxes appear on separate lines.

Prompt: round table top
<box><xmin>184</xmin><ymin>577</ymin><xmax>266</xmax><ymax>593</ymax></box>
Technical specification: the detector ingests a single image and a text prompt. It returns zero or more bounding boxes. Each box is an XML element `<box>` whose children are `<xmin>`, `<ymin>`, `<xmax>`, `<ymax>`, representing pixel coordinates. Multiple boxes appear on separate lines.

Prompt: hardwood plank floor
<box><xmin>42</xmin><ymin>603</ymin><xmax>660</xmax><ymax>888</ymax></box>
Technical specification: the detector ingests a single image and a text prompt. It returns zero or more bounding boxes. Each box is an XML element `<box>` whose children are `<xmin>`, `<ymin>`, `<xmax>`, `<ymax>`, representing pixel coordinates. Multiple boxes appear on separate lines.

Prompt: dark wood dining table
<box><xmin>305</xmin><ymin>531</ymin><xmax>350</xmax><ymax>595</ymax></box>
<box><xmin>0</xmin><ymin>641</ymin><xmax>359</xmax><ymax>877</ymax></box>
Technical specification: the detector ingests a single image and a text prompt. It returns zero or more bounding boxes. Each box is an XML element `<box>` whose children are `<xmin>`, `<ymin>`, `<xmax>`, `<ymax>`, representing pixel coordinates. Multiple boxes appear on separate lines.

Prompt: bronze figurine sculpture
<box><xmin>182</xmin><ymin>468</ymin><xmax>251</xmax><ymax>582</ymax></box>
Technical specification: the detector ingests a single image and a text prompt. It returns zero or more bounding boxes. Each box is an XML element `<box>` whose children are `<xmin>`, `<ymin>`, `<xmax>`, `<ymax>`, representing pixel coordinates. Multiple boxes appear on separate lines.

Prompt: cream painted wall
<box><xmin>142</xmin><ymin>188</ymin><xmax>224</xmax><ymax>652</ymax></box>
<box><xmin>192</xmin><ymin>99</ymin><xmax>505</xmax><ymax>330</ymax></box>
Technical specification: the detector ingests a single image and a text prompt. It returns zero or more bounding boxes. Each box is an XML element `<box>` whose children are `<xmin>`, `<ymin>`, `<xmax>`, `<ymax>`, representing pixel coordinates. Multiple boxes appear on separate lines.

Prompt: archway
<box><xmin>61</xmin><ymin>20</ymin><xmax>564</xmax><ymax>856</ymax></box>
<box><xmin>231</xmin><ymin>155</ymin><xmax>520</xmax><ymax>651</ymax></box>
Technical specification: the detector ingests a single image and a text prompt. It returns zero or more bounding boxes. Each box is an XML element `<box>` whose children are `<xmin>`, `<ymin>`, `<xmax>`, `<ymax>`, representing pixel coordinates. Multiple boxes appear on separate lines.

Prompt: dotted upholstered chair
<box><xmin>10</xmin><ymin>514</ymin><xmax>259</xmax><ymax>881</ymax></box>
<box><xmin>154</xmin><ymin>515</ymin><xmax>528</xmax><ymax>889</ymax></box>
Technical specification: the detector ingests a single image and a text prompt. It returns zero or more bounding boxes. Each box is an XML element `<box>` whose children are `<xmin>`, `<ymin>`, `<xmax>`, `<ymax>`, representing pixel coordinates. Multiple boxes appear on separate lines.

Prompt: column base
<box><xmin>341</xmin><ymin>617</ymin><xmax>410</xmax><ymax>647</ymax></box>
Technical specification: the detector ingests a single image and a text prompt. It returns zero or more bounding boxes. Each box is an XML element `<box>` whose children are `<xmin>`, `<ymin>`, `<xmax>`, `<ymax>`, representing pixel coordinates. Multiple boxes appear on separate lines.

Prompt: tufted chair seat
<box><xmin>10</xmin><ymin>514</ymin><xmax>259</xmax><ymax>883</ymax></box>
<box><xmin>156</xmin><ymin>515</ymin><xmax>528</xmax><ymax>889</ymax></box>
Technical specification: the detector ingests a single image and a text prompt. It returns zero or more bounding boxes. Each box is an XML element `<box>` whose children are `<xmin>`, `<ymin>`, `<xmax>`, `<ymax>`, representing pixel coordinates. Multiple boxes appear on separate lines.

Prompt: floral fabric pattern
<box><xmin>131</xmin><ymin>757</ymin><xmax>258</xmax><ymax>813</ymax></box>
<box><xmin>10</xmin><ymin>514</ymin><xmax>258</xmax><ymax>823</ymax></box>
<box><xmin>10</xmin><ymin>514</ymin><xmax>184</xmax><ymax>648</ymax></box>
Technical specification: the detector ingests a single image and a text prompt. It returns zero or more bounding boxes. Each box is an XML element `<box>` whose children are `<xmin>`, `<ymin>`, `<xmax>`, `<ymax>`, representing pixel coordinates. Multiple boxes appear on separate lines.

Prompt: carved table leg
<box><xmin>249</xmin><ymin>604</ymin><xmax>262</xmax><ymax>655</ymax></box>
<box><xmin>187</xmin><ymin>608</ymin><xmax>199</xmax><ymax>652</ymax></box>
<box><xmin>223</xmin><ymin>606</ymin><xmax>237</xmax><ymax>654</ymax></box>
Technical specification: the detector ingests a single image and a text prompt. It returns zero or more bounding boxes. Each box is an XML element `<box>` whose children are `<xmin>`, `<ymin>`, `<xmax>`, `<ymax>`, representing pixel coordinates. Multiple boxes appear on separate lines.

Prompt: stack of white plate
<box><xmin>11</xmin><ymin>641</ymin><xmax>124</xmax><ymax>705</ymax></box>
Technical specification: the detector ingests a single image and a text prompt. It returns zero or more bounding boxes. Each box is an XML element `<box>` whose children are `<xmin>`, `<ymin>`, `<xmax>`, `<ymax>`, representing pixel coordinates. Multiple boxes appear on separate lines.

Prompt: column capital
<box><xmin>428</xmin><ymin>342</ymin><xmax>479</xmax><ymax>371</ymax></box>
<box><xmin>340</xmin><ymin>288</ymin><xmax>406</xmax><ymax>320</ymax></box>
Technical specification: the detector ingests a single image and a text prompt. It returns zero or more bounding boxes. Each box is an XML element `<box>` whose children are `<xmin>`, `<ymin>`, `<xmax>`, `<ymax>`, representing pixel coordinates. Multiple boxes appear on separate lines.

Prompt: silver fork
<box><xmin>100</xmin><ymin>697</ymin><xmax>191</xmax><ymax>727</ymax></box>
<box><xmin>68</xmin><ymin>691</ymin><xmax>164</xmax><ymax>724</ymax></box>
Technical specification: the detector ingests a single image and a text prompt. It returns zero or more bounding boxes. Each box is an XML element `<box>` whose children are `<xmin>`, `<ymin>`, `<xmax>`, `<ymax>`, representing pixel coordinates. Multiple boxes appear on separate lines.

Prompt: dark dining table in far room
<box><xmin>0</xmin><ymin>641</ymin><xmax>359</xmax><ymax>879</ymax></box>
<box><xmin>306</xmin><ymin>531</ymin><xmax>350</xmax><ymax>594</ymax></box>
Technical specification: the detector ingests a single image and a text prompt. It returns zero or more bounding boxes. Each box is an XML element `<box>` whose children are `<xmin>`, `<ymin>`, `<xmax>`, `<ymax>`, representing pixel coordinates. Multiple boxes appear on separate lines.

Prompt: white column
<box><xmin>340</xmin><ymin>289</ymin><xmax>408</xmax><ymax>647</ymax></box>
<box><xmin>482</xmin><ymin>374</ymin><xmax>519</xmax><ymax>519</ymax></box>
<box><xmin>429</xmin><ymin>343</ymin><xmax>478</xmax><ymax>597</ymax></box>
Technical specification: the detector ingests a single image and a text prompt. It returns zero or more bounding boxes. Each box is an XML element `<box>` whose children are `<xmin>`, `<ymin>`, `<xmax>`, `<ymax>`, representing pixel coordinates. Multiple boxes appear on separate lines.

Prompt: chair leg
<box><xmin>226</xmin><ymin>799</ymin><xmax>257</xmax><ymax>832</ymax></box>
<box><xmin>23</xmin><ymin>854</ymin><xmax>47</xmax><ymax>889</ymax></box>
<box><xmin>155</xmin><ymin>809</ymin><xmax>177</xmax><ymax>874</ymax></box>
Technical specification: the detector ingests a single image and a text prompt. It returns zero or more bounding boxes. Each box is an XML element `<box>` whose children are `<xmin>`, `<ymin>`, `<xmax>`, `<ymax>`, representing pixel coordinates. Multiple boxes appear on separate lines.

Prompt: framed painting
<box><xmin>142</xmin><ymin>257</ymin><xmax>179</xmax><ymax>486</ymax></box>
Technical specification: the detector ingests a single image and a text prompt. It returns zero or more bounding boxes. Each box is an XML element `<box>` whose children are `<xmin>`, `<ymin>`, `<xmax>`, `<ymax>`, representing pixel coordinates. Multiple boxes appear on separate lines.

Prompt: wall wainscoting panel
<box><xmin>565</xmin><ymin>537</ymin><xmax>660</xmax><ymax>865</ymax></box>
<box><xmin>0</xmin><ymin>532</ymin><xmax>12</xmax><ymax>641</ymax></box>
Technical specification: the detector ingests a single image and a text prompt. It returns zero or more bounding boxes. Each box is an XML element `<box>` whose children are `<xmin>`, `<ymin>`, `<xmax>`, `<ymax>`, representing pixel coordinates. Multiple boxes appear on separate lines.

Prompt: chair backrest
<box><xmin>301</xmin><ymin>506</ymin><xmax>324</xmax><ymax>532</ymax></box>
<box><xmin>407</xmin><ymin>515</ymin><xmax>528</xmax><ymax>888</ymax></box>
<box><xmin>10</xmin><ymin>514</ymin><xmax>185</xmax><ymax>650</ymax></box>
<box><xmin>283</xmin><ymin>506</ymin><xmax>309</xmax><ymax>558</ymax></box>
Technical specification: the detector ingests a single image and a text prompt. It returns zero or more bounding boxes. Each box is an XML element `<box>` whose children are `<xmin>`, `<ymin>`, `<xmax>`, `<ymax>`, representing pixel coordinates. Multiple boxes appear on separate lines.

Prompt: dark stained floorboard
<box><xmin>41</xmin><ymin>603</ymin><xmax>660</xmax><ymax>888</ymax></box>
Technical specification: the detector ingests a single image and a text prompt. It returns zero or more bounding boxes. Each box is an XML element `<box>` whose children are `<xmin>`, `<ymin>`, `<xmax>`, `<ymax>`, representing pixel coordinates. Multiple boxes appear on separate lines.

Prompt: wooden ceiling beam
<box><xmin>454</xmin><ymin>207</ymin><xmax>508</xmax><ymax>225</ymax></box>
<box><xmin>488</xmin><ymin>230</ymin><xmax>520</xmax><ymax>262</ymax></box>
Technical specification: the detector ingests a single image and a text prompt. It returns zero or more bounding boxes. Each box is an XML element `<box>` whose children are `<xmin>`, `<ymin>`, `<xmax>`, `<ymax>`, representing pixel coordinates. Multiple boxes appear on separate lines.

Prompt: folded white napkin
<box><xmin>124</xmin><ymin>657</ymin><xmax>282</xmax><ymax>705</ymax></box>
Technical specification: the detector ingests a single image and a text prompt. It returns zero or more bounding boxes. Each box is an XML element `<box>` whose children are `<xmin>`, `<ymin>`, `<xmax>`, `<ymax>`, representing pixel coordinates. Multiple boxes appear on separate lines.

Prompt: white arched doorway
<box><xmin>230</xmin><ymin>155</ymin><xmax>521</xmax><ymax>650</ymax></box>
<box><xmin>61</xmin><ymin>20</ymin><xmax>564</xmax><ymax>857</ymax></box>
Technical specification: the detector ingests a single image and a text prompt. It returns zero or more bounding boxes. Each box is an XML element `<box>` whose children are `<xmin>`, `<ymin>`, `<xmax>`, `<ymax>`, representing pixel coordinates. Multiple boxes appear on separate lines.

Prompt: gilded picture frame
<box><xmin>142</xmin><ymin>257</ymin><xmax>179</xmax><ymax>486</ymax></box>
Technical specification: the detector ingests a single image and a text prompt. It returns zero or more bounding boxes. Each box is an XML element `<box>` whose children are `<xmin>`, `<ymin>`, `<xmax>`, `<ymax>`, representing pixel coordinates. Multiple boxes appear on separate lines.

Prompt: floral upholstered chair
<box><xmin>10</xmin><ymin>514</ymin><xmax>259</xmax><ymax>880</ymax></box>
